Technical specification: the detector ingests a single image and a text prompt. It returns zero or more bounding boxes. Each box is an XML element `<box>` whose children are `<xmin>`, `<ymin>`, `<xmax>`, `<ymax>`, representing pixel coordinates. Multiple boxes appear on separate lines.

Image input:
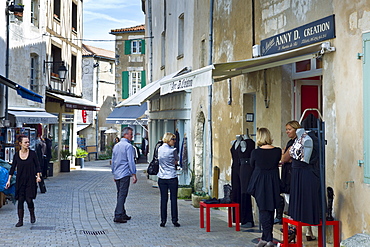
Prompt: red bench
<box><xmin>199</xmin><ymin>201</ymin><xmax>240</xmax><ymax>232</ymax></box>
<box><xmin>280</xmin><ymin>217</ymin><xmax>340</xmax><ymax>247</ymax></box>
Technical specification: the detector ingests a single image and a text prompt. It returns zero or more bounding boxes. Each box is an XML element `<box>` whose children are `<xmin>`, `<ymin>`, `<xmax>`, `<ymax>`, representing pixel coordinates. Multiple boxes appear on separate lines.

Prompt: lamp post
<box><xmin>1</xmin><ymin>1</ymin><xmax>25</xmax><ymax>125</ymax></box>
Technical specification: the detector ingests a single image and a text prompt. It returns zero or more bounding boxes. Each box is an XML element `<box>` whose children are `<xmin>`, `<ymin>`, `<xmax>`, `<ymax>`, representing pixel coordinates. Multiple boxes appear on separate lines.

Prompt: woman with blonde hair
<box><xmin>157</xmin><ymin>132</ymin><xmax>180</xmax><ymax>227</ymax></box>
<box><xmin>248</xmin><ymin>128</ymin><xmax>281</xmax><ymax>247</ymax></box>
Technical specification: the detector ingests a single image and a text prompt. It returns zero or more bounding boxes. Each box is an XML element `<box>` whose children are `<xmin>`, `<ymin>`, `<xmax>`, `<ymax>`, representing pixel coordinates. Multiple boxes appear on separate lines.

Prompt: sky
<box><xmin>83</xmin><ymin>0</ymin><xmax>145</xmax><ymax>52</ymax></box>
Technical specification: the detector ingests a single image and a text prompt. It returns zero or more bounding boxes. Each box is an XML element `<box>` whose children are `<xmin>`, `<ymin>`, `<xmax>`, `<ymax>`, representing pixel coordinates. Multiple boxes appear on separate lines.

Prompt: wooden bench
<box><xmin>86</xmin><ymin>146</ymin><xmax>98</xmax><ymax>161</ymax></box>
<box><xmin>199</xmin><ymin>201</ymin><xmax>240</xmax><ymax>232</ymax></box>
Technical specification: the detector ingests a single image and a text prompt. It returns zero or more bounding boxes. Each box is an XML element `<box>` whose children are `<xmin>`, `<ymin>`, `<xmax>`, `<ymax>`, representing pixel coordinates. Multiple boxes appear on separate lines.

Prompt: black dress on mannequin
<box><xmin>230</xmin><ymin>138</ymin><xmax>242</xmax><ymax>211</ymax></box>
<box><xmin>239</xmin><ymin>137</ymin><xmax>255</xmax><ymax>226</ymax></box>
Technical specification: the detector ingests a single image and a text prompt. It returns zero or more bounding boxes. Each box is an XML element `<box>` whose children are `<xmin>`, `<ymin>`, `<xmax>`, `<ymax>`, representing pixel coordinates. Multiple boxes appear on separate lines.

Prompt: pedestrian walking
<box><xmin>247</xmin><ymin>128</ymin><xmax>281</xmax><ymax>247</ymax></box>
<box><xmin>157</xmin><ymin>132</ymin><xmax>180</xmax><ymax>227</ymax></box>
<box><xmin>5</xmin><ymin>135</ymin><xmax>42</xmax><ymax>227</ymax></box>
<box><xmin>111</xmin><ymin>127</ymin><xmax>137</xmax><ymax>223</ymax></box>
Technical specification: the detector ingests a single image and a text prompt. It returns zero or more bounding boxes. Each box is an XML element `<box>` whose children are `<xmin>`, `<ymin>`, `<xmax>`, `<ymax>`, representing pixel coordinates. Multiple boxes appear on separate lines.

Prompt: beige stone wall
<box><xmin>211</xmin><ymin>0</ymin><xmax>370</xmax><ymax>239</ymax></box>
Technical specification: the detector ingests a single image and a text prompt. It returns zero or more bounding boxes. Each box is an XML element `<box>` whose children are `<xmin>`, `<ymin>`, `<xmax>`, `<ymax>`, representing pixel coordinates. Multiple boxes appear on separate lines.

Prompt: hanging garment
<box><xmin>288</xmin><ymin>129</ymin><xmax>321</xmax><ymax>225</ymax></box>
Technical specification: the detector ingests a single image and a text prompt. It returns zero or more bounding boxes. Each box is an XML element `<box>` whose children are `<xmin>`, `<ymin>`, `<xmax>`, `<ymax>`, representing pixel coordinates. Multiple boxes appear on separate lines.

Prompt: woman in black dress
<box><xmin>5</xmin><ymin>135</ymin><xmax>42</xmax><ymax>227</ymax></box>
<box><xmin>247</xmin><ymin>128</ymin><xmax>281</xmax><ymax>247</ymax></box>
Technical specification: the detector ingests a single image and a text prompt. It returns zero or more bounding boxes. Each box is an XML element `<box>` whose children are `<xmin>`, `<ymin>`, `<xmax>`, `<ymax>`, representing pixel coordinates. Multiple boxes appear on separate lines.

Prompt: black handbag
<box><xmin>147</xmin><ymin>158</ymin><xmax>159</xmax><ymax>175</ymax></box>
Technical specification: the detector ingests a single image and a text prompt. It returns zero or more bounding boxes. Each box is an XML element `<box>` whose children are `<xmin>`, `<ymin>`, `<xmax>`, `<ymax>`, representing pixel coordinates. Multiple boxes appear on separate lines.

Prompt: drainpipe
<box><xmin>208</xmin><ymin>0</ymin><xmax>214</xmax><ymax>195</ymax></box>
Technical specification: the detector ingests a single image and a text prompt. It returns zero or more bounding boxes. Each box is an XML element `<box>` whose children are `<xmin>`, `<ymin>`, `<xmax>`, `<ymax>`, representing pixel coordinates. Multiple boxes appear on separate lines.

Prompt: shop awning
<box><xmin>160</xmin><ymin>65</ymin><xmax>214</xmax><ymax>95</ymax></box>
<box><xmin>46</xmin><ymin>92</ymin><xmax>99</xmax><ymax>111</ymax></box>
<box><xmin>0</xmin><ymin>75</ymin><xmax>43</xmax><ymax>103</ymax></box>
<box><xmin>77</xmin><ymin>124</ymin><xmax>91</xmax><ymax>132</ymax></box>
<box><xmin>8</xmin><ymin>110</ymin><xmax>58</xmax><ymax>124</ymax></box>
<box><xmin>106</xmin><ymin>102</ymin><xmax>148</xmax><ymax>125</ymax></box>
<box><xmin>116</xmin><ymin>69</ymin><xmax>188</xmax><ymax>107</ymax></box>
<box><xmin>213</xmin><ymin>42</ymin><xmax>325</xmax><ymax>82</ymax></box>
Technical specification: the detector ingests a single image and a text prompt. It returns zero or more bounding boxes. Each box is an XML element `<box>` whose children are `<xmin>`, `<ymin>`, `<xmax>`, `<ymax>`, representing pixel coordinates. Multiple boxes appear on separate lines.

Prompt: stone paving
<box><xmin>0</xmin><ymin>159</ymin><xmax>282</xmax><ymax>247</ymax></box>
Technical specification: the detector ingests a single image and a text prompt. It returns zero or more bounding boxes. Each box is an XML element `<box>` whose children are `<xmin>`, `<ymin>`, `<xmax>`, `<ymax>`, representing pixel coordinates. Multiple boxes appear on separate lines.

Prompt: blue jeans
<box><xmin>158</xmin><ymin>177</ymin><xmax>178</xmax><ymax>223</ymax></box>
<box><xmin>114</xmin><ymin>176</ymin><xmax>130</xmax><ymax>219</ymax></box>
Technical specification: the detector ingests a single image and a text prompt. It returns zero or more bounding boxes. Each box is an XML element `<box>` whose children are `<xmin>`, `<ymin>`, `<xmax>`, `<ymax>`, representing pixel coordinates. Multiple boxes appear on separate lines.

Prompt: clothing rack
<box><xmin>299</xmin><ymin>108</ymin><xmax>327</xmax><ymax>247</ymax></box>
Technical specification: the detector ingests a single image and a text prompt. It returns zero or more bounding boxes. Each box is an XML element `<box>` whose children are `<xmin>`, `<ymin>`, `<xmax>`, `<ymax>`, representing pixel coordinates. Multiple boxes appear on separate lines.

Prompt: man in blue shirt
<box><xmin>111</xmin><ymin>127</ymin><xmax>137</xmax><ymax>223</ymax></box>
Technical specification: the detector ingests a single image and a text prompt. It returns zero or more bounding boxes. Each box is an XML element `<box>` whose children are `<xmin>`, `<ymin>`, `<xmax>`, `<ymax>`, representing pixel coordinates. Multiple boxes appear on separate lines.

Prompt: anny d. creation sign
<box><xmin>260</xmin><ymin>15</ymin><xmax>335</xmax><ymax>56</ymax></box>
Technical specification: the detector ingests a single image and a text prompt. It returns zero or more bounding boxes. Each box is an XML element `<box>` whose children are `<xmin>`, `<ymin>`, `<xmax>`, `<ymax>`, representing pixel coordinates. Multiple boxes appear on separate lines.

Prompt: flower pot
<box><xmin>75</xmin><ymin>157</ymin><xmax>85</xmax><ymax>168</ymax></box>
<box><xmin>177</xmin><ymin>187</ymin><xmax>192</xmax><ymax>199</ymax></box>
<box><xmin>60</xmin><ymin>160</ymin><xmax>70</xmax><ymax>172</ymax></box>
<box><xmin>191</xmin><ymin>193</ymin><xmax>210</xmax><ymax>208</ymax></box>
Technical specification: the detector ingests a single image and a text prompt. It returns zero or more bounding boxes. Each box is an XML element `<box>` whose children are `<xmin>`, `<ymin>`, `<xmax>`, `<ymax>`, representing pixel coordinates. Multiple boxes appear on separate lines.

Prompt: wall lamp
<box><xmin>43</xmin><ymin>61</ymin><xmax>68</xmax><ymax>82</ymax></box>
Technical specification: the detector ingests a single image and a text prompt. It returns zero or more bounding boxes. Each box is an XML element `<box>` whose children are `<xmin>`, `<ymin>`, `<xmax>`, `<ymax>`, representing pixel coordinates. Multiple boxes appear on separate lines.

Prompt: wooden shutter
<box><xmin>122</xmin><ymin>71</ymin><xmax>129</xmax><ymax>99</ymax></box>
<box><xmin>141</xmin><ymin>71</ymin><xmax>146</xmax><ymax>88</ymax></box>
<box><xmin>363</xmin><ymin>32</ymin><xmax>370</xmax><ymax>184</ymax></box>
<box><xmin>141</xmin><ymin>39</ymin><xmax>145</xmax><ymax>54</ymax></box>
<box><xmin>124</xmin><ymin>40</ymin><xmax>131</xmax><ymax>55</ymax></box>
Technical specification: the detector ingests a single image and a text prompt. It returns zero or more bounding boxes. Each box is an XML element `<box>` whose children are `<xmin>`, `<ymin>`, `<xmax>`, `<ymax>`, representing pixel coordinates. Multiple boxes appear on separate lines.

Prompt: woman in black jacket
<box><xmin>247</xmin><ymin>128</ymin><xmax>281</xmax><ymax>247</ymax></box>
<box><xmin>5</xmin><ymin>135</ymin><xmax>42</xmax><ymax>227</ymax></box>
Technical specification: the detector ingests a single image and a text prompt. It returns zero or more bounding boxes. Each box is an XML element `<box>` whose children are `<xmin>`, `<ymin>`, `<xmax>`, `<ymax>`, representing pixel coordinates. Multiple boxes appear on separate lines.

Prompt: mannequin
<box><xmin>288</xmin><ymin>128</ymin><xmax>321</xmax><ymax>225</ymax></box>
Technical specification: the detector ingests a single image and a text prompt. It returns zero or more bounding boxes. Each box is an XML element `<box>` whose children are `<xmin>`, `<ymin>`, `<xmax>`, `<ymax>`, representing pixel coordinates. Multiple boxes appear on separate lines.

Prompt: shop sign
<box><xmin>260</xmin><ymin>15</ymin><xmax>335</xmax><ymax>56</ymax></box>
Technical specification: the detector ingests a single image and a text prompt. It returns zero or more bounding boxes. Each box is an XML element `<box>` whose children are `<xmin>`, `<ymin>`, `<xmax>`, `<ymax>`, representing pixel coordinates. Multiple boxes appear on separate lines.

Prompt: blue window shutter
<box><xmin>141</xmin><ymin>39</ymin><xmax>145</xmax><ymax>54</ymax></box>
<box><xmin>124</xmin><ymin>40</ymin><xmax>131</xmax><ymax>55</ymax></box>
<box><xmin>141</xmin><ymin>71</ymin><xmax>146</xmax><ymax>88</ymax></box>
<box><xmin>363</xmin><ymin>32</ymin><xmax>370</xmax><ymax>184</ymax></box>
<box><xmin>122</xmin><ymin>71</ymin><xmax>129</xmax><ymax>99</ymax></box>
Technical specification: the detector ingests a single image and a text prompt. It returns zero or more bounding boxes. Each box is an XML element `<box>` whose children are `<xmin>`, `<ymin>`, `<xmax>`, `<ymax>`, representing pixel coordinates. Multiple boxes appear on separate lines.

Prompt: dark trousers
<box><xmin>260</xmin><ymin>210</ymin><xmax>274</xmax><ymax>242</ymax></box>
<box><xmin>158</xmin><ymin>177</ymin><xmax>178</xmax><ymax>223</ymax></box>
<box><xmin>114</xmin><ymin>176</ymin><xmax>130</xmax><ymax>219</ymax></box>
<box><xmin>18</xmin><ymin>195</ymin><xmax>34</xmax><ymax>210</ymax></box>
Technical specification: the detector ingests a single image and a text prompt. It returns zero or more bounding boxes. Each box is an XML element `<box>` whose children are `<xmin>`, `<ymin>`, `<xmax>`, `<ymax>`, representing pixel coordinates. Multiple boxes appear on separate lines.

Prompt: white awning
<box><xmin>160</xmin><ymin>65</ymin><xmax>214</xmax><ymax>95</ymax></box>
<box><xmin>8</xmin><ymin>110</ymin><xmax>58</xmax><ymax>124</ymax></box>
<box><xmin>116</xmin><ymin>69</ymin><xmax>186</xmax><ymax>107</ymax></box>
<box><xmin>46</xmin><ymin>92</ymin><xmax>99</xmax><ymax>111</ymax></box>
<box><xmin>213</xmin><ymin>42</ymin><xmax>326</xmax><ymax>82</ymax></box>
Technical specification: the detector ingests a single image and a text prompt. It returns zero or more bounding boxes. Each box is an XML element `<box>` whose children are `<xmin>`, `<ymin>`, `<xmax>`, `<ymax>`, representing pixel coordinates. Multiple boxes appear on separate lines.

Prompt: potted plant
<box><xmin>60</xmin><ymin>149</ymin><xmax>72</xmax><ymax>172</ymax></box>
<box><xmin>75</xmin><ymin>148</ymin><xmax>88</xmax><ymax>168</ymax></box>
<box><xmin>191</xmin><ymin>191</ymin><xmax>210</xmax><ymax>208</ymax></box>
<box><xmin>177</xmin><ymin>185</ymin><xmax>193</xmax><ymax>199</ymax></box>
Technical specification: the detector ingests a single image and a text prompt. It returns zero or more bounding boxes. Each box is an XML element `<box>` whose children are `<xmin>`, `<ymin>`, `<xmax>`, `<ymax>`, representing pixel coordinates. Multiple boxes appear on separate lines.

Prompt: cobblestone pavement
<box><xmin>0</xmin><ymin>159</ymin><xmax>276</xmax><ymax>247</ymax></box>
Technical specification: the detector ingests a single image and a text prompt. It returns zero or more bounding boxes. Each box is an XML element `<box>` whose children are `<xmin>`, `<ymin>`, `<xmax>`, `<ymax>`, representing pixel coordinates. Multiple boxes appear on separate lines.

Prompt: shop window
<box><xmin>71</xmin><ymin>2</ymin><xmax>77</xmax><ymax>33</ymax></box>
<box><xmin>177</xmin><ymin>13</ymin><xmax>184</xmax><ymax>59</ymax></box>
<box><xmin>30</xmin><ymin>54</ymin><xmax>39</xmax><ymax>93</ymax></box>
<box><xmin>54</xmin><ymin>0</ymin><xmax>61</xmax><ymax>20</ymax></box>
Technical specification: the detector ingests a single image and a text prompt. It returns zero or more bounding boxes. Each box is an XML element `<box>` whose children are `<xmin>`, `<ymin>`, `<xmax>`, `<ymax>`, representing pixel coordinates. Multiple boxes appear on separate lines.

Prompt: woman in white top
<box><xmin>157</xmin><ymin>132</ymin><xmax>180</xmax><ymax>227</ymax></box>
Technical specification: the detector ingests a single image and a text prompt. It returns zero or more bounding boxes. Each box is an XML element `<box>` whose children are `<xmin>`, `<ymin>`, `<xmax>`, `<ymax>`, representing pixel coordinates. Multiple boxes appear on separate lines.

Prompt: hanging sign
<box><xmin>260</xmin><ymin>15</ymin><xmax>335</xmax><ymax>56</ymax></box>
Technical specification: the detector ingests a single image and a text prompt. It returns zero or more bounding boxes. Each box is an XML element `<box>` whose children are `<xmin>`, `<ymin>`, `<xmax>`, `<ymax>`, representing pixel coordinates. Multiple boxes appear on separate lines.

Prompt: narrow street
<box><xmin>0</xmin><ymin>160</ymin><xmax>264</xmax><ymax>247</ymax></box>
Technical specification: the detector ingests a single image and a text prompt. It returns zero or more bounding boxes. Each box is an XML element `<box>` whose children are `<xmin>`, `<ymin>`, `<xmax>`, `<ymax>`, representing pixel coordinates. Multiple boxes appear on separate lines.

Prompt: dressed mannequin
<box><xmin>288</xmin><ymin>128</ymin><xmax>320</xmax><ymax>225</ymax></box>
<box><xmin>239</xmin><ymin>134</ymin><xmax>255</xmax><ymax>227</ymax></box>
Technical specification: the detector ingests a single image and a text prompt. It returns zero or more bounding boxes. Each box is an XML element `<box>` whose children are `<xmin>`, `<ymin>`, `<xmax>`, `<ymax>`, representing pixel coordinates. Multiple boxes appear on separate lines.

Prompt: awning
<box><xmin>213</xmin><ymin>42</ymin><xmax>325</xmax><ymax>82</ymax></box>
<box><xmin>0</xmin><ymin>75</ymin><xmax>43</xmax><ymax>103</ymax></box>
<box><xmin>160</xmin><ymin>65</ymin><xmax>214</xmax><ymax>95</ymax></box>
<box><xmin>106</xmin><ymin>102</ymin><xmax>148</xmax><ymax>125</ymax></box>
<box><xmin>8</xmin><ymin>110</ymin><xmax>58</xmax><ymax>124</ymax></box>
<box><xmin>76</xmin><ymin>124</ymin><xmax>91</xmax><ymax>132</ymax></box>
<box><xmin>116</xmin><ymin>69</ymin><xmax>187</xmax><ymax>107</ymax></box>
<box><xmin>46</xmin><ymin>92</ymin><xmax>99</xmax><ymax>111</ymax></box>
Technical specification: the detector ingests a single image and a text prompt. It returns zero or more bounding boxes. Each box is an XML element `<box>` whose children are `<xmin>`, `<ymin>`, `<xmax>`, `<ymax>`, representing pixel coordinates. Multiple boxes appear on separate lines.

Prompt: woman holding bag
<box><xmin>5</xmin><ymin>135</ymin><xmax>42</xmax><ymax>227</ymax></box>
<box><xmin>157</xmin><ymin>132</ymin><xmax>180</xmax><ymax>227</ymax></box>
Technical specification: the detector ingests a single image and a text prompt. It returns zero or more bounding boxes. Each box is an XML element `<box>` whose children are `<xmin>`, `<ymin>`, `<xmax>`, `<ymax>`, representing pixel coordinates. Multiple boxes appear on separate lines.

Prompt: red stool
<box><xmin>199</xmin><ymin>201</ymin><xmax>240</xmax><ymax>232</ymax></box>
<box><xmin>280</xmin><ymin>217</ymin><xmax>340</xmax><ymax>247</ymax></box>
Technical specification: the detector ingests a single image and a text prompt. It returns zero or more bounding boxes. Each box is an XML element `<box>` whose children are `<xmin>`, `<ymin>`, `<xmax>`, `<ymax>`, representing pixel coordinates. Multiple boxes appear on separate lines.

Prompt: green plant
<box><xmin>60</xmin><ymin>149</ymin><xmax>72</xmax><ymax>160</ymax></box>
<box><xmin>75</xmin><ymin>148</ymin><xmax>88</xmax><ymax>158</ymax></box>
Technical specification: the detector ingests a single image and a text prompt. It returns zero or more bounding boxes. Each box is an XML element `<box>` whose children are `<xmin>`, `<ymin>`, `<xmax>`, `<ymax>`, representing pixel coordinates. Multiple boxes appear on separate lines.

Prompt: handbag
<box><xmin>147</xmin><ymin>158</ymin><xmax>159</xmax><ymax>175</ymax></box>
